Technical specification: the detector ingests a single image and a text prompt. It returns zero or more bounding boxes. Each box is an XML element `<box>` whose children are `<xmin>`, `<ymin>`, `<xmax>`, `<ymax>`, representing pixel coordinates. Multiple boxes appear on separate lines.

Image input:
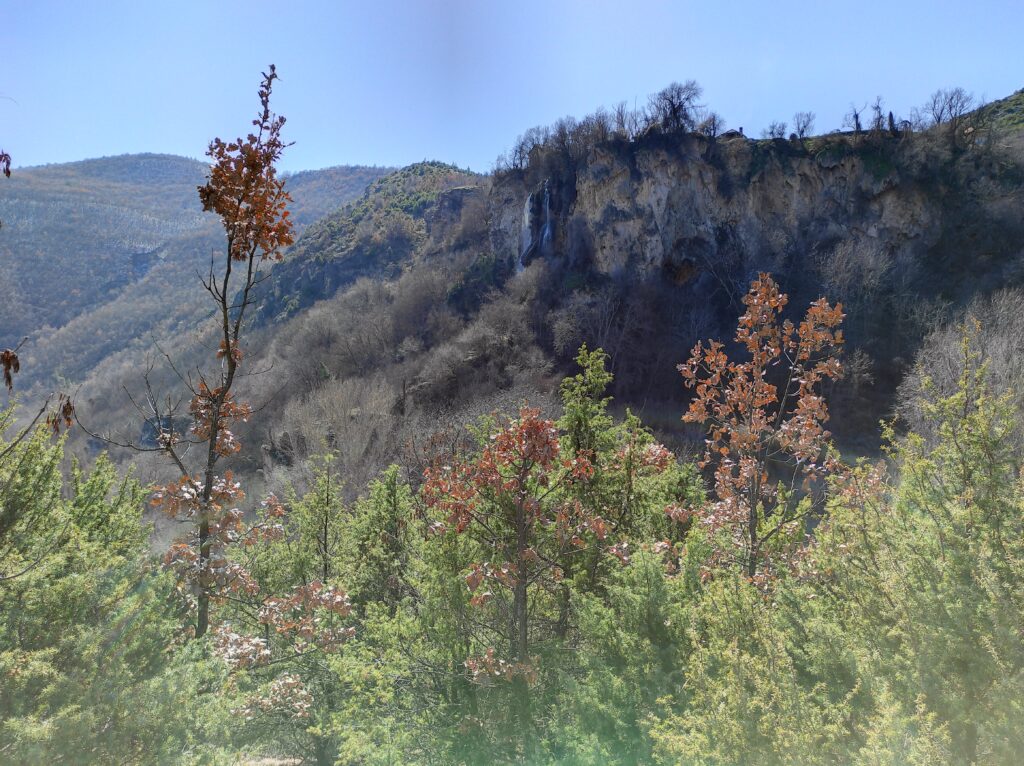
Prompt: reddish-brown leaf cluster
<box><xmin>197</xmin><ymin>65</ymin><xmax>294</xmax><ymax>262</ymax></box>
<box><xmin>258</xmin><ymin>581</ymin><xmax>354</xmax><ymax>653</ymax></box>
<box><xmin>189</xmin><ymin>382</ymin><xmax>252</xmax><ymax>456</ymax></box>
<box><xmin>422</xmin><ymin>408</ymin><xmax>559</xmax><ymax>530</ymax></box>
<box><xmin>162</xmin><ymin>538</ymin><xmax>259</xmax><ymax>600</ymax></box>
<box><xmin>216</xmin><ymin>338</ymin><xmax>244</xmax><ymax>363</ymax></box>
<box><xmin>422</xmin><ymin>408</ymin><xmax>611</xmax><ymax>583</ymax></box>
<box><xmin>607</xmin><ymin>540</ymin><xmax>631</xmax><ymax>565</ymax></box>
<box><xmin>677</xmin><ymin>273</ymin><xmax>845</xmax><ymax>583</ymax></box>
<box><xmin>213</xmin><ymin>624</ymin><xmax>272</xmax><ymax>669</ymax></box>
<box><xmin>464</xmin><ymin>647</ymin><xmax>538</xmax><ymax>686</ymax></box>
<box><xmin>235</xmin><ymin>672</ymin><xmax>315</xmax><ymax>721</ymax></box>
<box><xmin>153</xmin><ymin>474</ymin><xmax>285</xmax><ymax>601</ymax></box>
<box><xmin>151</xmin><ymin>471</ymin><xmax>243</xmax><ymax>521</ymax></box>
<box><xmin>45</xmin><ymin>394</ymin><xmax>76</xmax><ymax>435</ymax></box>
<box><xmin>424</xmin><ymin>406</ymin><xmax>674</xmax><ymax>684</ymax></box>
<box><xmin>1</xmin><ymin>348</ymin><xmax>19</xmax><ymax>391</ymax></box>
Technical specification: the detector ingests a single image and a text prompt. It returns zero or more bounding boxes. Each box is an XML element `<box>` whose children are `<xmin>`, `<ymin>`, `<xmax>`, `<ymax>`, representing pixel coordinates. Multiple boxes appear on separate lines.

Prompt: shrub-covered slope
<box><xmin>227</xmin><ymin>91</ymin><xmax>1024</xmax><ymax>494</ymax></box>
<box><xmin>0</xmin><ymin>154</ymin><xmax>391</xmax><ymax>389</ymax></box>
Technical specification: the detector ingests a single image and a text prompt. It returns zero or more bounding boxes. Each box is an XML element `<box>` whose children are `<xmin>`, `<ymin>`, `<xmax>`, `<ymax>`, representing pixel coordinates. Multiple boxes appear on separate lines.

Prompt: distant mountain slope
<box><xmin>0</xmin><ymin>154</ymin><xmax>207</xmax><ymax>341</ymax></box>
<box><xmin>282</xmin><ymin>165</ymin><xmax>396</xmax><ymax>230</ymax></box>
<box><xmin>256</xmin><ymin>161</ymin><xmax>481</xmax><ymax>320</ymax></box>
<box><xmin>0</xmin><ymin>153</ymin><xmax>391</xmax><ymax>389</ymax></box>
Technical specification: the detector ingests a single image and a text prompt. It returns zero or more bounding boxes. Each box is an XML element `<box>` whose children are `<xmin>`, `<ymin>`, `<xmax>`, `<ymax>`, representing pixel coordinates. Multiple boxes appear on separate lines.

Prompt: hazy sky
<box><xmin>5</xmin><ymin>0</ymin><xmax>1023</xmax><ymax>172</ymax></box>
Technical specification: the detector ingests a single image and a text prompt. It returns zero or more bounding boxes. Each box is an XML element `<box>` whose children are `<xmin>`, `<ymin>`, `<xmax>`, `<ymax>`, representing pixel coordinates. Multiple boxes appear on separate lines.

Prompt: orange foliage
<box><xmin>422</xmin><ymin>406</ymin><xmax>669</xmax><ymax>686</ymax></box>
<box><xmin>197</xmin><ymin>65</ymin><xmax>294</xmax><ymax>262</ymax></box>
<box><xmin>678</xmin><ymin>273</ymin><xmax>845</xmax><ymax>584</ymax></box>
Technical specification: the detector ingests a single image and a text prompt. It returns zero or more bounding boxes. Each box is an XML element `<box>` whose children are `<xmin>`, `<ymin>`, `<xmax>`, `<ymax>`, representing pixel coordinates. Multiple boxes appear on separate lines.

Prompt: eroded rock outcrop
<box><xmin>489</xmin><ymin>134</ymin><xmax>943</xmax><ymax>291</ymax></box>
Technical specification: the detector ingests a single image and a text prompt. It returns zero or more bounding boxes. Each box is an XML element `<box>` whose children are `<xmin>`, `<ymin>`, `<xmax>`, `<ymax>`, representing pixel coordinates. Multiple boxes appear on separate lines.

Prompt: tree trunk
<box><xmin>195</xmin><ymin>514</ymin><xmax>210</xmax><ymax>637</ymax></box>
<box><xmin>512</xmin><ymin>493</ymin><xmax>532</xmax><ymax>753</ymax></box>
<box><xmin>513</xmin><ymin>577</ymin><xmax>528</xmax><ymax>662</ymax></box>
<box><xmin>747</xmin><ymin>502</ymin><xmax>759</xmax><ymax>580</ymax></box>
<box><xmin>313</xmin><ymin>734</ymin><xmax>336</xmax><ymax>766</ymax></box>
<box><xmin>555</xmin><ymin>579</ymin><xmax>571</xmax><ymax>639</ymax></box>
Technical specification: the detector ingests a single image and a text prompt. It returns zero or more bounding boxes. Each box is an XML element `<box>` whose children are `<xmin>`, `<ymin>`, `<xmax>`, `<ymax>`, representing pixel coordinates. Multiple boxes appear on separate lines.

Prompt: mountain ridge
<box><xmin>0</xmin><ymin>153</ymin><xmax>393</xmax><ymax>390</ymax></box>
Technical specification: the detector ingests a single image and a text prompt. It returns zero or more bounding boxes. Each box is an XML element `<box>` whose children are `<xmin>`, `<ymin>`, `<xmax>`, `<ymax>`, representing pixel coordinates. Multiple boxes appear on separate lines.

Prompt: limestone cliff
<box><xmin>256</xmin><ymin>125</ymin><xmax>1023</xmax><ymax>446</ymax></box>
<box><xmin>489</xmin><ymin>132</ymin><xmax>1003</xmax><ymax>298</ymax></box>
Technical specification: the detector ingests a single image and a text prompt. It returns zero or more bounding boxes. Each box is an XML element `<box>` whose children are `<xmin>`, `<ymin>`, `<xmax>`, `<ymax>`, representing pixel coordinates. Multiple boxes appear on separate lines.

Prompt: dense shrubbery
<box><xmin>6</xmin><ymin>277</ymin><xmax>1024</xmax><ymax>763</ymax></box>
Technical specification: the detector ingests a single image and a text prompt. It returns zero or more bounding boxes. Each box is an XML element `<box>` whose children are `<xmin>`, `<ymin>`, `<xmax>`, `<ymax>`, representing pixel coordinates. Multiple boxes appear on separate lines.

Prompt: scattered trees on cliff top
<box><xmin>495</xmin><ymin>80</ymin><xmax>710</xmax><ymax>173</ymax></box>
<box><xmin>495</xmin><ymin>79</ymin><xmax>995</xmax><ymax>178</ymax></box>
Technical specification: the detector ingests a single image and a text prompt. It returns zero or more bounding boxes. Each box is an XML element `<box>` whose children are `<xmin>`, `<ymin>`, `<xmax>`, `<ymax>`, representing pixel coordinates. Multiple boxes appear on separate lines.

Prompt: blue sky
<box><xmin>4</xmin><ymin>0</ymin><xmax>1023</xmax><ymax>173</ymax></box>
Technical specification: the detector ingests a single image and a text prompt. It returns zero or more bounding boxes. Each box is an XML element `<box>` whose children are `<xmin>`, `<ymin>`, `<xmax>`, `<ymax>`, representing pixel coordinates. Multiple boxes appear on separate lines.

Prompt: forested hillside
<box><xmin>0</xmin><ymin>155</ymin><xmax>390</xmax><ymax>390</ymax></box>
<box><xmin>3</xmin><ymin>69</ymin><xmax>1024</xmax><ymax>764</ymax></box>
<box><xmin>222</xmin><ymin>85</ymin><xmax>1024</xmax><ymax>498</ymax></box>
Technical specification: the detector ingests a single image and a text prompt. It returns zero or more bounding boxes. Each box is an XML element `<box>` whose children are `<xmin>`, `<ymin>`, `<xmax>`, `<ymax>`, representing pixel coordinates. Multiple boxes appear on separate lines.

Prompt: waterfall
<box><xmin>539</xmin><ymin>180</ymin><xmax>553</xmax><ymax>254</ymax></box>
<box><xmin>518</xmin><ymin>180</ymin><xmax>554</xmax><ymax>272</ymax></box>
<box><xmin>518</xmin><ymin>192</ymin><xmax>533</xmax><ymax>272</ymax></box>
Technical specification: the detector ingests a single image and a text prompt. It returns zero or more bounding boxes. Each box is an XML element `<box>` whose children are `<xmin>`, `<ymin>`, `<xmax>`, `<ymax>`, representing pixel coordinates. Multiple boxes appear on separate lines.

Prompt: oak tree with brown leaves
<box><xmin>675</xmin><ymin>273</ymin><xmax>845</xmax><ymax>586</ymax></box>
<box><xmin>420</xmin><ymin>374</ymin><xmax>679</xmax><ymax>755</ymax></box>
<box><xmin>146</xmin><ymin>66</ymin><xmax>297</xmax><ymax>638</ymax></box>
<box><xmin>422</xmin><ymin>407</ymin><xmax>601</xmax><ymax>740</ymax></box>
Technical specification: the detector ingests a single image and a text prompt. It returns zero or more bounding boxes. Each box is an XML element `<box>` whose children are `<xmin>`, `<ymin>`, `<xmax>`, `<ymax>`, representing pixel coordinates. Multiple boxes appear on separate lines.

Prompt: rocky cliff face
<box><xmin>470</xmin><ymin>128</ymin><xmax>1021</xmax><ymax>440</ymax></box>
<box><xmin>271</xmin><ymin>130</ymin><xmax>1019</xmax><ymax>329</ymax></box>
<box><xmin>490</xmin><ymin>134</ymin><xmax>951</xmax><ymax>292</ymax></box>
<box><xmin>251</xmin><ymin>127</ymin><xmax>1022</xmax><ymax>455</ymax></box>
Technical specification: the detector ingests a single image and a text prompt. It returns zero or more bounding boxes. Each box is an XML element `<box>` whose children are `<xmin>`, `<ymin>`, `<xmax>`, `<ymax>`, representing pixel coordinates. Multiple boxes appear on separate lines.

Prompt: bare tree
<box><xmin>792</xmin><ymin>111</ymin><xmax>815</xmax><ymax>140</ymax></box>
<box><xmin>612</xmin><ymin>101</ymin><xmax>634</xmax><ymax>139</ymax></box>
<box><xmin>696</xmin><ymin>109</ymin><xmax>726</xmax><ymax>138</ymax></box>
<box><xmin>844</xmin><ymin>103</ymin><xmax>865</xmax><ymax>137</ymax></box>
<box><xmin>762</xmin><ymin>121</ymin><xmax>787</xmax><ymax>140</ymax></box>
<box><xmin>581</xmin><ymin>107</ymin><xmax>612</xmax><ymax>144</ymax></box>
<box><xmin>507</xmin><ymin>126</ymin><xmax>550</xmax><ymax>172</ymax></box>
<box><xmin>926</xmin><ymin>87</ymin><xmax>974</xmax><ymax>128</ymax></box>
<box><xmin>869</xmin><ymin>96</ymin><xmax>886</xmax><ymax>136</ymax></box>
<box><xmin>899</xmin><ymin>289</ymin><xmax>1024</xmax><ymax>455</ymax></box>
<box><xmin>924</xmin><ymin>86</ymin><xmax>976</xmax><ymax>146</ymax></box>
<box><xmin>647</xmin><ymin>80</ymin><xmax>703</xmax><ymax>133</ymax></box>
